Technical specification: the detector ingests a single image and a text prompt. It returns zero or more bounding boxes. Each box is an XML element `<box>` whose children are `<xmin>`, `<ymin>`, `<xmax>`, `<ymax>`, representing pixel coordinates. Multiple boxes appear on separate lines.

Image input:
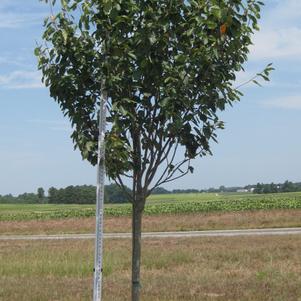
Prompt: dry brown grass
<box><xmin>1</xmin><ymin>235</ymin><xmax>301</xmax><ymax>300</ymax></box>
<box><xmin>1</xmin><ymin>209</ymin><xmax>301</xmax><ymax>235</ymax></box>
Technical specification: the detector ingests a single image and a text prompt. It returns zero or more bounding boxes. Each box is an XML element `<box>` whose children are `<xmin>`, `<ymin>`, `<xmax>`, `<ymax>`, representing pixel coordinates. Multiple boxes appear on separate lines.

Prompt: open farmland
<box><xmin>1</xmin><ymin>235</ymin><xmax>301</xmax><ymax>301</ymax></box>
<box><xmin>1</xmin><ymin>209</ymin><xmax>301</xmax><ymax>236</ymax></box>
<box><xmin>1</xmin><ymin>192</ymin><xmax>301</xmax><ymax>222</ymax></box>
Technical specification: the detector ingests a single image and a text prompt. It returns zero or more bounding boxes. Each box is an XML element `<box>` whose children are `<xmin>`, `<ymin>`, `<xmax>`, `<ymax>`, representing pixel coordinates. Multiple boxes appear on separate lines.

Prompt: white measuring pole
<box><xmin>93</xmin><ymin>87</ymin><xmax>107</xmax><ymax>301</ymax></box>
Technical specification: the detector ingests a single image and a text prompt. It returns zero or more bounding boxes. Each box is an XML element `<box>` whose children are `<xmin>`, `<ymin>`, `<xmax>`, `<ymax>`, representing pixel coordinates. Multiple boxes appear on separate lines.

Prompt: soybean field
<box><xmin>1</xmin><ymin>192</ymin><xmax>301</xmax><ymax>222</ymax></box>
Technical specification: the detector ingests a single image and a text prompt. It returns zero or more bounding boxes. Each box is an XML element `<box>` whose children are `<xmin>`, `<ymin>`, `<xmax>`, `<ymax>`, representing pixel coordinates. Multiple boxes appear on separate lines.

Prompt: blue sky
<box><xmin>0</xmin><ymin>0</ymin><xmax>301</xmax><ymax>195</ymax></box>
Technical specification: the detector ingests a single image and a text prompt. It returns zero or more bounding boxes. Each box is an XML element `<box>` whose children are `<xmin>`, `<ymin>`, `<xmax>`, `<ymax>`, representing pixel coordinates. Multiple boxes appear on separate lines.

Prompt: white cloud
<box><xmin>0</xmin><ymin>53</ymin><xmax>32</xmax><ymax>67</ymax></box>
<box><xmin>0</xmin><ymin>1</ymin><xmax>46</xmax><ymax>29</ymax></box>
<box><xmin>250</xmin><ymin>0</ymin><xmax>301</xmax><ymax>61</ymax></box>
<box><xmin>263</xmin><ymin>95</ymin><xmax>301</xmax><ymax>110</ymax></box>
<box><xmin>0</xmin><ymin>70</ymin><xmax>43</xmax><ymax>89</ymax></box>
<box><xmin>250</xmin><ymin>27</ymin><xmax>301</xmax><ymax>61</ymax></box>
<box><xmin>268</xmin><ymin>0</ymin><xmax>301</xmax><ymax>24</ymax></box>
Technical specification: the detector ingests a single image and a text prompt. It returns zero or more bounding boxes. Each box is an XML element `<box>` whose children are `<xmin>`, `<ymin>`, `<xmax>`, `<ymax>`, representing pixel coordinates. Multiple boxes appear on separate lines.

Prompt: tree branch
<box><xmin>151</xmin><ymin>159</ymin><xmax>191</xmax><ymax>191</ymax></box>
<box><xmin>114</xmin><ymin>175</ymin><xmax>133</xmax><ymax>202</ymax></box>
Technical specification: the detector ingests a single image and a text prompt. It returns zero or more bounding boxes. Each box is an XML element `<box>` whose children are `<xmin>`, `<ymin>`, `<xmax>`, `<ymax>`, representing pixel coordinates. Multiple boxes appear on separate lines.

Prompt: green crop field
<box><xmin>147</xmin><ymin>191</ymin><xmax>266</xmax><ymax>203</ymax></box>
<box><xmin>1</xmin><ymin>192</ymin><xmax>301</xmax><ymax>221</ymax></box>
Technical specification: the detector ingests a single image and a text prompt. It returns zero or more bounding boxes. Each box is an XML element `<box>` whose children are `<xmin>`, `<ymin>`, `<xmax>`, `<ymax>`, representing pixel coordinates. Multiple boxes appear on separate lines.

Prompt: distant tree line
<box><xmin>151</xmin><ymin>187</ymin><xmax>200</xmax><ymax>194</ymax></box>
<box><xmin>253</xmin><ymin>181</ymin><xmax>301</xmax><ymax>194</ymax></box>
<box><xmin>0</xmin><ymin>192</ymin><xmax>44</xmax><ymax>204</ymax></box>
<box><xmin>151</xmin><ymin>180</ymin><xmax>301</xmax><ymax>195</ymax></box>
<box><xmin>151</xmin><ymin>186</ymin><xmax>237</xmax><ymax>194</ymax></box>
<box><xmin>0</xmin><ymin>184</ymin><xmax>131</xmax><ymax>204</ymax></box>
<box><xmin>48</xmin><ymin>184</ymin><xmax>131</xmax><ymax>204</ymax></box>
<box><xmin>1</xmin><ymin>180</ymin><xmax>301</xmax><ymax>204</ymax></box>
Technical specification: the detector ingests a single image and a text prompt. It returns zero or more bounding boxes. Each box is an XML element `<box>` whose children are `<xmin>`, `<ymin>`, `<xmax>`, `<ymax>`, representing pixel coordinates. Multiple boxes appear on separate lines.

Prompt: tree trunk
<box><xmin>132</xmin><ymin>200</ymin><xmax>144</xmax><ymax>301</ymax></box>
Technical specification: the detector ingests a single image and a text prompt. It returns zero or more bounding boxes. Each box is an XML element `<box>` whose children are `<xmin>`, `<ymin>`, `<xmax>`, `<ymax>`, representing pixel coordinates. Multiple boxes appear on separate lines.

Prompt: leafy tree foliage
<box><xmin>36</xmin><ymin>0</ymin><xmax>272</xmax><ymax>194</ymax></box>
<box><xmin>36</xmin><ymin>0</ymin><xmax>272</xmax><ymax>299</ymax></box>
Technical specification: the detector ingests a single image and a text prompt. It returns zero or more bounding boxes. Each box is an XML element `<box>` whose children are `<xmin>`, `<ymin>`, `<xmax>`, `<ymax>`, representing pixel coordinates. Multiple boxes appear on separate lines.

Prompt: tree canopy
<box><xmin>37</xmin><ymin>0</ymin><xmax>272</xmax><ymax>197</ymax></box>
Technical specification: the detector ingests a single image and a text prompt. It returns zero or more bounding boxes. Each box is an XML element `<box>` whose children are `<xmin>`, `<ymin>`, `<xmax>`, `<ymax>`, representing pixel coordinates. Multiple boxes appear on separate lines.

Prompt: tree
<box><xmin>37</xmin><ymin>187</ymin><xmax>45</xmax><ymax>201</ymax></box>
<box><xmin>48</xmin><ymin>187</ymin><xmax>58</xmax><ymax>203</ymax></box>
<box><xmin>219</xmin><ymin>185</ymin><xmax>226</xmax><ymax>192</ymax></box>
<box><xmin>105</xmin><ymin>183</ymin><xmax>131</xmax><ymax>203</ymax></box>
<box><xmin>270</xmin><ymin>182</ymin><xmax>278</xmax><ymax>193</ymax></box>
<box><xmin>263</xmin><ymin>183</ymin><xmax>271</xmax><ymax>194</ymax></box>
<box><xmin>282</xmin><ymin>180</ymin><xmax>295</xmax><ymax>193</ymax></box>
<box><xmin>36</xmin><ymin>1</ymin><xmax>272</xmax><ymax>300</ymax></box>
<box><xmin>151</xmin><ymin>187</ymin><xmax>170</xmax><ymax>195</ymax></box>
<box><xmin>254</xmin><ymin>182</ymin><xmax>263</xmax><ymax>194</ymax></box>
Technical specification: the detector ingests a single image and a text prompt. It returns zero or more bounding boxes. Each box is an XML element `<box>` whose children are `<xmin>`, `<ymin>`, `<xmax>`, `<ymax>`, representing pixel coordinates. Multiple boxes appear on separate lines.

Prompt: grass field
<box><xmin>1</xmin><ymin>192</ymin><xmax>301</xmax><ymax>300</ymax></box>
<box><xmin>1</xmin><ymin>209</ymin><xmax>301</xmax><ymax>235</ymax></box>
<box><xmin>1</xmin><ymin>192</ymin><xmax>301</xmax><ymax>221</ymax></box>
<box><xmin>1</xmin><ymin>236</ymin><xmax>301</xmax><ymax>300</ymax></box>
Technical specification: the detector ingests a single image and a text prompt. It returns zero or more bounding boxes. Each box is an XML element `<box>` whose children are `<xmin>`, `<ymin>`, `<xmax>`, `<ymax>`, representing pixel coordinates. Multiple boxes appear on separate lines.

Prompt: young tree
<box><xmin>36</xmin><ymin>1</ymin><xmax>272</xmax><ymax>300</ymax></box>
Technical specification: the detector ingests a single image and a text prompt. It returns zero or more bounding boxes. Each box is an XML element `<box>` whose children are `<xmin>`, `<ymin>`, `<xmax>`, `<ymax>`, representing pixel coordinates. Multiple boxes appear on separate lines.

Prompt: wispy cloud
<box><xmin>268</xmin><ymin>0</ymin><xmax>301</xmax><ymax>24</ymax></box>
<box><xmin>0</xmin><ymin>1</ymin><xmax>46</xmax><ymax>29</ymax></box>
<box><xmin>0</xmin><ymin>53</ymin><xmax>32</xmax><ymax>68</ymax></box>
<box><xmin>0</xmin><ymin>70</ymin><xmax>43</xmax><ymax>89</ymax></box>
<box><xmin>28</xmin><ymin>119</ymin><xmax>72</xmax><ymax>132</ymax></box>
<box><xmin>263</xmin><ymin>95</ymin><xmax>301</xmax><ymax>110</ymax></box>
<box><xmin>250</xmin><ymin>27</ymin><xmax>301</xmax><ymax>61</ymax></box>
<box><xmin>0</xmin><ymin>12</ymin><xmax>44</xmax><ymax>29</ymax></box>
<box><xmin>250</xmin><ymin>0</ymin><xmax>301</xmax><ymax>61</ymax></box>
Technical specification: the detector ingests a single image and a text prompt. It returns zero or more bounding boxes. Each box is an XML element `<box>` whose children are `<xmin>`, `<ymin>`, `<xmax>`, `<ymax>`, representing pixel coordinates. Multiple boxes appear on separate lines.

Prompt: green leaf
<box><xmin>61</xmin><ymin>0</ymin><xmax>68</xmax><ymax>9</ymax></box>
<box><xmin>211</xmin><ymin>6</ymin><xmax>222</xmax><ymax>19</ymax></box>
<box><xmin>103</xmin><ymin>1</ymin><xmax>112</xmax><ymax>14</ymax></box>
<box><xmin>62</xmin><ymin>30</ymin><xmax>68</xmax><ymax>44</ymax></box>
<box><xmin>128</xmin><ymin>52</ymin><xmax>137</xmax><ymax>60</ymax></box>
<box><xmin>34</xmin><ymin>47</ymin><xmax>41</xmax><ymax>57</ymax></box>
<box><xmin>188</xmin><ymin>166</ymin><xmax>194</xmax><ymax>173</ymax></box>
<box><xmin>149</xmin><ymin>34</ymin><xmax>156</xmax><ymax>45</ymax></box>
<box><xmin>252</xmin><ymin>80</ymin><xmax>262</xmax><ymax>87</ymax></box>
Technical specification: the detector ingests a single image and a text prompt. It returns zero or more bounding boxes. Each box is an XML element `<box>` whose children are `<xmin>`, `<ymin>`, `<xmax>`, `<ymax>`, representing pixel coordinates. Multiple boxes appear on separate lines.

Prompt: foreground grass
<box><xmin>1</xmin><ymin>209</ymin><xmax>301</xmax><ymax>235</ymax></box>
<box><xmin>1</xmin><ymin>236</ymin><xmax>301</xmax><ymax>300</ymax></box>
<box><xmin>1</xmin><ymin>192</ymin><xmax>301</xmax><ymax>221</ymax></box>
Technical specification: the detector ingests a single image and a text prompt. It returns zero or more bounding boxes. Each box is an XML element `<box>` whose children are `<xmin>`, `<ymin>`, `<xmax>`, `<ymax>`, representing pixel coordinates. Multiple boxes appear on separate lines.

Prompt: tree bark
<box><xmin>131</xmin><ymin>199</ymin><xmax>144</xmax><ymax>301</ymax></box>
